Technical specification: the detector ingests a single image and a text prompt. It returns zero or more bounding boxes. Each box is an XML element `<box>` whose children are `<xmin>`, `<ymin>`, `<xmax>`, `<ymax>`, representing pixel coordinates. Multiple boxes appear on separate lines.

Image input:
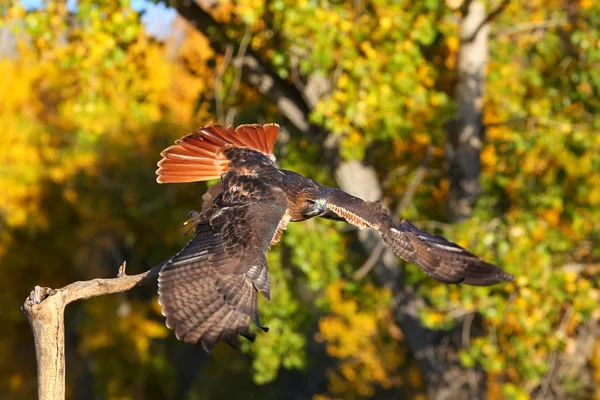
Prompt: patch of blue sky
<box><xmin>20</xmin><ymin>0</ymin><xmax>77</xmax><ymax>11</ymax></box>
<box><xmin>139</xmin><ymin>2</ymin><xmax>177</xmax><ymax>41</ymax></box>
<box><xmin>17</xmin><ymin>0</ymin><xmax>176</xmax><ymax>41</ymax></box>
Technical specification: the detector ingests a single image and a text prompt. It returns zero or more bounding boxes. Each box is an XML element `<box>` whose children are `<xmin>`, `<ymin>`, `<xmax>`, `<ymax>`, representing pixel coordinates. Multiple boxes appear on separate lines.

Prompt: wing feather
<box><xmin>158</xmin><ymin>178</ymin><xmax>288</xmax><ymax>351</ymax></box>
<box><xmin>323</xmin><ymin>188</ymin><xmax>514</xmax><ymax>285</ymax></box>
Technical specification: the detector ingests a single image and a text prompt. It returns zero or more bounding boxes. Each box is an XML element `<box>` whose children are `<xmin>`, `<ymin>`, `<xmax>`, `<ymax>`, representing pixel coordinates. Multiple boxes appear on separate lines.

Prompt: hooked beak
<box><xmin>316</xmin><ymin>198</ymin><xmax>327</xmax><ymax>214</ymax></box>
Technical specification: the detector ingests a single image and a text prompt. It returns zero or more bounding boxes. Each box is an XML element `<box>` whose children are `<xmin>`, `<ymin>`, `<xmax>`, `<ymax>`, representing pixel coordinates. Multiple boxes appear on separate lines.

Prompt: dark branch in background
<box><xmin>175</xmin><ymin>0</ymin><xmax>314</xmax><ymax>135</ymax></box>
<box><xmin>462</xmin><ymin>0</ymin><xmax>510</xmax><ymax>43</ymax></box>
<box><xmin>22</xmin><ymin>262</ymin><xmax>164</xmax><ymax>400</ymax></box>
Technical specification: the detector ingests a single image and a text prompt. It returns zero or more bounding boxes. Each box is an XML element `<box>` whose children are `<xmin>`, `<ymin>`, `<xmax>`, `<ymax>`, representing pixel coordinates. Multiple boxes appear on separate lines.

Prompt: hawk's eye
<box><xmin>305</xmin><ymin>199</ymin><xmax>316</xmax><ymax>206</ymax></box>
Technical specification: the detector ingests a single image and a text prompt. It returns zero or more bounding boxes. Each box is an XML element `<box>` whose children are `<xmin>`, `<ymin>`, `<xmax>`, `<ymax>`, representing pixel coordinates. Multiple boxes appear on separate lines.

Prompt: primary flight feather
<box><xmin>156</xmin><ymin>123</ymin><xmax>514</xmax><ymax>352</ymax></box>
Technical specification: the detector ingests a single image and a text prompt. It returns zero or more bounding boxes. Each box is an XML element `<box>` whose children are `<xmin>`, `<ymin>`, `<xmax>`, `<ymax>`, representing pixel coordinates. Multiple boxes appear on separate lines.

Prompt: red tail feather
<box><xmin>156</xmin><ymin>123</ymin><xmax>279</xmax><ymax>184</ymax></box>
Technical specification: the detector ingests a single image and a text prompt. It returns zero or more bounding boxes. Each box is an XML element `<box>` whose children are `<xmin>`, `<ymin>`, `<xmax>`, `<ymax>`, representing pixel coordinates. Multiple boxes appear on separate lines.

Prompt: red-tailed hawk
<box><xmin>156</xmin><ymin>123</ymin><xmax>514</xmax><ymax>352</ymax></box>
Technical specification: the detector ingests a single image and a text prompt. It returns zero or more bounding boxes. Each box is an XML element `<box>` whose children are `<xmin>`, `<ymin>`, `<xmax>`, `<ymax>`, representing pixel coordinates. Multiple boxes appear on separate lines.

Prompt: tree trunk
<box><xmin>446</xmin><ymin>0</ymin><xmax>489</xmax><ymax>222</ymax></box>
<box><xmin>23</xmin><ymin>287</ymin><xmax>67</xmax><ymax>400</ymax></box>
<box><xmin>22</xmin><ymin>263</ymin><xmax>162</xmax><ymax>400</ymax></box>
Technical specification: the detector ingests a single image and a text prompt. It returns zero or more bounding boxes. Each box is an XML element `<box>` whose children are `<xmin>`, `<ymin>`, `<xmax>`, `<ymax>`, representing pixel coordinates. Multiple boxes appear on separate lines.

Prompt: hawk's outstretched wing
<box><xmin>323</xmin><ymin>188</ymin><xmax>514</xmax><ymax>285</ymax></box>
<box><xmin>158</xmin><ymin>178</ymin><xmax>288</xmax><ymax>352</ymax></box>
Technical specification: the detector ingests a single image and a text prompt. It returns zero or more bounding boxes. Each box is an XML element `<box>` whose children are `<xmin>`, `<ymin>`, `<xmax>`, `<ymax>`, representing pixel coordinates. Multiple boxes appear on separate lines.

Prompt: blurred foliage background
<box><xmin>1</xmin><ymin>0</ymin><xmax>599</xmax><ymax>399</ymax></box>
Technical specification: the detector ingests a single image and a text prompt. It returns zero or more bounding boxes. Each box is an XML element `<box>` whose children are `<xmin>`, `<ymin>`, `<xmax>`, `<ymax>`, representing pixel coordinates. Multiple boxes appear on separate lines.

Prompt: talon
<box><xmin>187</xmin><ymin>210</ymin><xmax>198</xmax><ymax>219</ymax></box>
<box><xmin>182</xmin><ymin>210</ymin><xmax>200</xmax><ymax>227</ymax></box>
<box><xmin>183</xmin><ymin>225</ymin><xmax>195</xmax><ymax>236</ymax></box>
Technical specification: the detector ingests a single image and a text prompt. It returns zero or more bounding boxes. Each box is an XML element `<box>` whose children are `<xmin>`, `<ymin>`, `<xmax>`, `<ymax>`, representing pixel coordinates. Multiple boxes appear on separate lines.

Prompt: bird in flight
<box><xmin>155</xmin><ymin>123</ymin><xmax>514</xmax><ymax>352</ymax></box>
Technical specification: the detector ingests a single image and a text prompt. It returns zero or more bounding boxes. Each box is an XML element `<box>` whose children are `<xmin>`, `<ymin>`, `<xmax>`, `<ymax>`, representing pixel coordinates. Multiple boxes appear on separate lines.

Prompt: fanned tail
<box><xmin>156</xmin><ymin>123</ymin><xmax>279</xmax><ymax>184</ymax></box>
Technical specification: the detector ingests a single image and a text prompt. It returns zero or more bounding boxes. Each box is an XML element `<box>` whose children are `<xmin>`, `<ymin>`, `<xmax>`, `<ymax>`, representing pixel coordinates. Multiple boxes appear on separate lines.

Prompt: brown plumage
<box><xmin>156</xmin><ymin>123</ymin><xmax>515</xmax><ymax>352</ymax></box>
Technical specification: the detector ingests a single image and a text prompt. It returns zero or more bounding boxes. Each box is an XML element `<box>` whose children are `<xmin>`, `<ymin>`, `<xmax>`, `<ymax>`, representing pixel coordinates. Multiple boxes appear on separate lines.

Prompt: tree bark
<box><xmin>22</xmin><ymin>262</ymin><xmax>162</xmax><ymax>400</ymax></box>
<box><xmin>446</xmin><ymin>0</ymin><xmax>490</xmax><ymax>222</ymax></box>
<box><xmin>24</xmin><ymin>287</ymin><xmax>67</xmax><ymax>400</ymax></box>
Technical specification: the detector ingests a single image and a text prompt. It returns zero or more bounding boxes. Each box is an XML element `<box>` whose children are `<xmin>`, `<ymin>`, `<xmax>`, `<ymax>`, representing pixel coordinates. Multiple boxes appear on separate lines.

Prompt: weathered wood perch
<box><xmin>22</xmin><ymin>261</ymin><xmax>164</xmax><ymax>400</ymax></box>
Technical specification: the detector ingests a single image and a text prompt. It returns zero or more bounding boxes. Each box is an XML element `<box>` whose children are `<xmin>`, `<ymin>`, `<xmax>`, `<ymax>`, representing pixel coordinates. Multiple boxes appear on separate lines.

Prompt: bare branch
<box><xmin>461</xmin><ymin>312</ymin><xmax>475</xmax><ymax>347</ymax></box>
<box><xmin>22</xmin><ymin>261</ymin><xmax>163</xmax><ymax>400</ymax></box>
<box><xmin>175</xmin><ymin>0</ymin><xmax>313</xmax><ymax>134</ymax></box>
<box><xmin>392</xmin><ymin>146</ymin><xmax>432</xmax><ymax>219</ymax></box>
<box><xmin>536</xmin><ymin>305</ymin><xmax>574</xmax><ymax>400</ymax></box>
<box><xmin>352</xmin><ymin>241</ymin><xmax>386</xmax><ymax>280</ymax></box>
<box><xmin>289</xmin><ymin>52</ymin><xmax>306</xmax><ymax>92</ymax></box>
<box><xmin>215</xmin><ymin>45</ymin><xmax>234</xmax><ymax>124</ymax></box>
<box><xmin>462</xmin><ymin>0</ymin><xmax>510</xmax><ymax>43</ymax></box>
<box><xmin>227</xmin><ymin>25</ymin><xmax>252</xmax><ymax>101</ymax></box>
<box><xmin>492</xmin><ymin>18</ymin><xmax>567</xmax><ymax>38</ymax></box>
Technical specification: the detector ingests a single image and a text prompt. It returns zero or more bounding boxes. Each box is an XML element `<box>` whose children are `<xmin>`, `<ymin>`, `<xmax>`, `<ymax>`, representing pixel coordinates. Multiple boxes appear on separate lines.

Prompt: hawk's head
<box><xmin>286</xmin><ymin>177</ymin><xmax>328</xmax><ymax>222</ymax></box>
<box><xmin>299</xmin><ymin>198</ymin><xmax>327</xmax><ymax>219</ymax></box>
